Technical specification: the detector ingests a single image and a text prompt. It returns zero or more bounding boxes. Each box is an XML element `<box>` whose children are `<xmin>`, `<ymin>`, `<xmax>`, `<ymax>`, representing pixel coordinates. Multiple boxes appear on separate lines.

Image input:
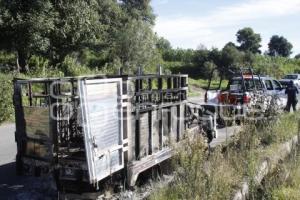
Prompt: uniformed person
<box><xmin>285</xmin><ymin>80</ymin><xmax>299</xmax><ymax>112</ymax></box>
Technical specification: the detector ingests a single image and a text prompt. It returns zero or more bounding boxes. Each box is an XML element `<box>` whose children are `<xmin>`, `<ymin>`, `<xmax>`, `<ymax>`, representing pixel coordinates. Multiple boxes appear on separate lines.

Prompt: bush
<box><xmin>0</xmin><ymin>73</ymin><xmax>14</xmax><ymax>124</ymax></box>
<box><xmin>60</xmin><ymin>56</ymin><xmax>92</xmax><ymax>76</ymax></box>
<box><xmin>253</xmin><ymin>55</ymin><xmax>300</xmax><ymax>78</ymax></box>
<box><xmin>151</xmin><ymin>135</ymin><xmax>241</xmax><ymax>200</ymax></box>
<box><xmin>257</xmin><ymin>147</ymin><xmax>300</xmax><ymax>199</ymax></box>
<box><xmin>0</xmin><ymin>51</ymin><xmax>16</xmax><ymax>72</ymax></box>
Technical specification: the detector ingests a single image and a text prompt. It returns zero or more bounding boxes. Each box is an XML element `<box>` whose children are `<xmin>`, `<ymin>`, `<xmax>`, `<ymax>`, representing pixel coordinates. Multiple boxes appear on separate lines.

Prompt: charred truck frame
<box><xmin>13</xmin><ymin>72</ymin><xmax>216</xmax><ymax>191</ymax></box>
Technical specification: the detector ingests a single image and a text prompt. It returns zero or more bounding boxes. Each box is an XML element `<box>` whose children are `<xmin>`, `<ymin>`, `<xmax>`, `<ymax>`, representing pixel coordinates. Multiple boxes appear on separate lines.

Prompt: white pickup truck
<box><xmin>205</xmin><ymin>75</ymin><xmax>287</xmax><ymax>111</ymax></box>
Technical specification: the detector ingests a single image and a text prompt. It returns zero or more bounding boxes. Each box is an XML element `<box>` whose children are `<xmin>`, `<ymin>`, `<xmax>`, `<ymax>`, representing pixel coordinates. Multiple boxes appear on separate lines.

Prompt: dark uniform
<box><xmin>285</xmin><ymin>81</ymin><xmax>299</xmax><ymax>112</ymax></box>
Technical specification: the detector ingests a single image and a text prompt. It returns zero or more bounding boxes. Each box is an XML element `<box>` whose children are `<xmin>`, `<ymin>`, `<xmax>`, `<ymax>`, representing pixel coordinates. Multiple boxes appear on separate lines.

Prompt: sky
<box><xmin>151</xmin><ymin>0</ymin><xmax>300</xmax><ymax>56</ymax></box>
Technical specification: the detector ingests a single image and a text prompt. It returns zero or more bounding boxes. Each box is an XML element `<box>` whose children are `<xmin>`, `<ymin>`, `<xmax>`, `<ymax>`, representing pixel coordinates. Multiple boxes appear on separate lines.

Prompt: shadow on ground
<box><xmin>0</xmin><ymin>162</ymin><xmax>56</xmax><ymax>200</ymax></box>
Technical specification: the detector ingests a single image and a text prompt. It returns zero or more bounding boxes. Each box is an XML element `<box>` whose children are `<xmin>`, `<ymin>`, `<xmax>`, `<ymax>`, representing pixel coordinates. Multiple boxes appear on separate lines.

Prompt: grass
<box><xmin>150</xmin><ymin>112</ymin><xmax>300</xmax><ymax>200</ymax></box>
<box><xmin>188</xmin><ymin>78</ymin><xmax>228</xmax><ymax>97</ymax></box>
<box><xmin>150</xmin><ymin>135</ymin><xmax>241</xmax><ymax>200</ymax></box>
<box><xmin>254</xmin><ymin>152</ymin><xmax>300</xmax><ymax>200</ymax></box>
<box><xmin>188</xmin><ymin>78</ymin><xmax>228</xmax><ymax>90</ymax></box>
<box><xmin>254</xmin><ymin>130</ymin><xmax>300</xmax><ymax>199</ymax></box>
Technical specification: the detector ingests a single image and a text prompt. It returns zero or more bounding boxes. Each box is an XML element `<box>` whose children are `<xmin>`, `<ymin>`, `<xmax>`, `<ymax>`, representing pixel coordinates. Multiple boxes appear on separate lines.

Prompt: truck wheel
<box><xmin>206</xmin><ymin>130</ymin><xmax>214</xmax><ymax>143</ymax></box>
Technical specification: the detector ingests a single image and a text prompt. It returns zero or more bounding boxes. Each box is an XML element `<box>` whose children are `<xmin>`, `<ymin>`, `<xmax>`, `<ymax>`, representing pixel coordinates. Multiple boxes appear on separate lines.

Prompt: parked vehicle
<box><xmin>226</xmin><ymin>75</ymin><xmax>287</xmax><ymax>109</ymax></box>
<box><xmin>203</xmin><ymin>67</ymin><xmax>286</xmax><ymax>125</ymax></box>
<box><xmin>279</xmin><ymin>74</ymin><xmax>300</xmax><ymax>88</ymax></box>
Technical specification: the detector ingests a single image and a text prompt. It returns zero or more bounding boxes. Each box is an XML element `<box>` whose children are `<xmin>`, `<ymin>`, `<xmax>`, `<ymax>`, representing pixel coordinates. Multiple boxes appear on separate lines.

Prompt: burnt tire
<box><xmin>206</xmin><ymin>130</ymin><xmax>214</xmax><ymax>143</ymax></box>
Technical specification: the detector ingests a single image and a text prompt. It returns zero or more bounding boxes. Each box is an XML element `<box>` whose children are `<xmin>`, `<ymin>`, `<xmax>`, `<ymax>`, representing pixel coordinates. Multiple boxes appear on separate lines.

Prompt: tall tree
<box><xmin>120</xmin><ymin>0</ymin><xmax>155</xmax><ymax>24</ymax></box>
<box><xmin>113</xmin><ymin>19</ymin><xmax>156</xmax><ymax>72</ymax></box>
<box><xmin>0</xmin><ymin>0</ymin><xmax>56</xmax><ymax>72</ymax></box>
<box><xmin>221</xmin><ymin>45</ymin><xmax>243</xmax><ymax>69</ymax></box>
<box><xmin>268</xmin><ymin>35</ymin><xmax>293</xmax><ymax>57</ymax></box>
<box><xmin>0</xmin><ymin>0</ymin><xmax>158</xmax><ymax>72</ymax></box>
<box><xmin>223</xmin><ymin>42</ymin><xmax>237</xmax><ymax>49</ymax></box>
<box><xmin>208</xmin><ymin>48</ymin><xmax>223</xmax><ymax>68</ymax></box>
<box><xmin>49</xmin><ymin>0</ymin><xmax>103</xmax><ymax>65</ymax></box>
<box><xmin>156</xmin><ymin>37</ymin><xmax>172</xmax><ymax>52</ymax></box>
<box><xmin>236</xmin><ymin>27</ymin><xmax>262</xmax><ymax>54</ymax></box>
<box><xmin>0</xmin><ymin>0</ymin><xmax>104</xmax><ymax>71</ymax></box>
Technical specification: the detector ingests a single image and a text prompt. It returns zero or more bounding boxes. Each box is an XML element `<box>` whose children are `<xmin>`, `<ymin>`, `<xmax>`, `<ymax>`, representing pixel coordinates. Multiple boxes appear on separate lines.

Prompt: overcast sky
<box><xmin>151</xmin><ymin>0</ymin><xmax>300</xmax><ymax>55</ymax></box>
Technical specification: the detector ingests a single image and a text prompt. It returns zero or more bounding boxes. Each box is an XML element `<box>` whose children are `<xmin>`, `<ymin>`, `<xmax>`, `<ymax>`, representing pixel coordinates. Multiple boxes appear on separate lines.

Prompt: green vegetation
<box><xmin>255</xmin><ymin>138</ymin><xmax>300</xmax><ymax>200</ymax></box>
<box><xmin>151</xmin><ymin>136</ymin><xmax>242</xmax><ymax>200</ymax></box>
<box><xmin>150</xmin><ymin>113</ymin><xmax>300</xmax><ymax>200</ymax></box>
<box><xmin>0</xmin><ymin>73</ymin><xmax>14</xmax><ymax>123</ymax></box>
<box><xmin>268</xmin><ymin>35</ymin><xmax>293</xmax><ymax>57</ymax></box>
<box><xmin>162</xmin><ymin>51</ymin><xmax>300</xmax><ymax>80</ymax></box>
<box><xmin>188</xmin><ymin>78</ymin><xmax>228</xmax><ymax>90</ymax></box>
<box><xmin>236</xmin><ymin>27</ymin><xmax>262</xmax><ymax>54</ymax></box>
<box><xmin>0</xmin><ymin>0</ymin><xmax>157</xmax><ymax>73</ymax></box>
<box><xmin>261</xmin><ymin>155</ymin><xmax>300</xmax><ymax>200</ymax></box>
<box><xmin>0</xmin><ymin>55</ymin><xmax>105</xmax><ymax>124</ymax></box>
<box><xmin>253</xmin><ymin>55</ymin><xmax>300</xmax><ymax>78</ymax></box>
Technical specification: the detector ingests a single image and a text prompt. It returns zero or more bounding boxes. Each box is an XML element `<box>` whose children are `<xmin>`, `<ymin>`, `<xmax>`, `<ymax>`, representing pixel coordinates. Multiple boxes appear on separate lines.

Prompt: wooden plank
<box><xmin>139</xmin><ymin>112</ymin><xmax>149</xmax><ymax>158</ymax></box>
<box><xmin>171</xmin><ymin>106</ymin><xmax>178</xmax><ymax>143</ymax></box>
<box><xmin>162</xmin><ymin>108</ymin><xmax>170</xmax><ymax>147</ymax></box>
<box><xmin>152</xmin><ymin>110</ymin><xmax>160</xmax><ymax>153</ymax></box>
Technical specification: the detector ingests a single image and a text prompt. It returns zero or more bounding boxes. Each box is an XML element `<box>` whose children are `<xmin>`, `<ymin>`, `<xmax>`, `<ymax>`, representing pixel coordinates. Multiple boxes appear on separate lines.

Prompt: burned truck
<box><xmin>13</xmin><ymin>72</ymin><xmax>216</xmax><ymax>191</ymax></box>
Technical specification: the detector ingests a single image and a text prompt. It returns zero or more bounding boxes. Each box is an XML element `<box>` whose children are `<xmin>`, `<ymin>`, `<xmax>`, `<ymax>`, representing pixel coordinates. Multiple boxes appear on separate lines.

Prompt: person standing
<box><xmin>285</xmin><ymin>80</ymin><xmax>299</xmax><ymax>112</ymax></box>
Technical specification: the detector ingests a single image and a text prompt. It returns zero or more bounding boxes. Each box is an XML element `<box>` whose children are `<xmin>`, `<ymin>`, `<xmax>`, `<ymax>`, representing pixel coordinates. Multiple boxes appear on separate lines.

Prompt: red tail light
<box><xmin>218</xmin><ymin>92</ymin><xmax>228</xmax><ymax>104</ymax></box>
<box><xmin>243</xmin><ymin>94</ymin><xmax>251</xmax><ymax>104</ymax></box>
<box><xmin>228</xmin><ymin>94</ymin><xmax>237</xmax><ymax>104</ymax></box>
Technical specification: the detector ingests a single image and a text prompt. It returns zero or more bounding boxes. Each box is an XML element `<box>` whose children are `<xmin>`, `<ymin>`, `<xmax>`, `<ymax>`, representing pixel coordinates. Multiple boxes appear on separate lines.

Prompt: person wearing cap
<box><xmin>285</xmin><ymin>80</ymin><xmax>299</xmax><ymax>112</ymax></box>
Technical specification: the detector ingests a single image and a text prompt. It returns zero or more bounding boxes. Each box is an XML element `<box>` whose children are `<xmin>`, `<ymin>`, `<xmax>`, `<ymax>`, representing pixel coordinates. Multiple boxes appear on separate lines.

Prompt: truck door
<box><xmin>272</xmin><ymin>80</ymin><xmax>287</xmax><ymax>108</ymax></box>
<box><xmin>79</xmin><ymin>78</ymin><xmax>124</xmax><ymax>184</ymax></box>
<box><xmin>263</xmin><ymin>79</ymin><xmax>274</xmax><ymax>95</ymax></box>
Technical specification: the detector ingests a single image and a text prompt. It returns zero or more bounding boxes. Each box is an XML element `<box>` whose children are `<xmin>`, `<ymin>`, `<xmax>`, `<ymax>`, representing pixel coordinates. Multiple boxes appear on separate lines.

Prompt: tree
<box><xmin>223</xmin><ymin>42</ymin><xmax>237</xmax><ymax>49</ymax></box>
<box><xmin>113</xmin><ymin>19</ymin><xmax>156</xmax><ymax>72</ymax></box>
<box><xmin>0</xmin><ymin>0</ymin><xmax>56</xmax><ymax>72</ymax></box>
<box><xmin>0</xmin><ymin>0</ymin><xmax>105</xmax><ymax>71</ymax></box>
<box><xmin>208</xmin><ymin>48</ymin><xmax>223</xmax><ymax>68</ymax></box>
<box><xmin>156</xmin><ymin>37</ymin><xmax>172</xmax><ymax>52</ymax></box>
<box><xmin>236</xmin><ymin>27</ymin><xmax>262</xmax><ymax>54</ymax></box>
<box><xmin>120</xmin><ymin>0</ymin><xmax>155</xmax><ymax>24</ymax></box>
<box><xmin>49</xmin><ymin>0</ymin><xmax>104</xmax><ymax>65</ymax></box>
<box><xmin>194</xmin><ymin>49</ymin><xmax>209</xmax><ymax>65</ymax></box>
<box><xmin>268</xmin><ymin>35</ymin><xmax>293</xmax><ymax>57</ymax></box>
<box><xmin>295</xmin><ymin>54</ymin><xmax>300</xmax><ymax>59</ymax></box>
<box><xmin>221</xmin><ymin>45</ymin><xmax>243</xmax><ymax>69</ymax></box>
<box><xmin>0</xmin><ymin>0</ymin><xmax>157</xmax><ymax>73</ymax></box>
<box><xmin>75</xmin><ymin>0</ymin><xmax>157</xmax><ymax>71</ymax></box>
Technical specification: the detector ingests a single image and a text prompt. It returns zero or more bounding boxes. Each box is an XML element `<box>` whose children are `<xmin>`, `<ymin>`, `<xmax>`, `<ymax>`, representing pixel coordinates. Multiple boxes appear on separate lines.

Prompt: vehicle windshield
<box><xmin>284</xmin><ymin>75</ymin><xmax>298</xmax><ymax>80</ymax></box>
<box><xmin>229</xmin><ymin>78</ymin><xmax>263</xmax><ymax>91</ymax></box>
<box><xmin>279</xmin><ymin>81</ymin><xmax>288</xmax><ymax>87</ymax></box>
